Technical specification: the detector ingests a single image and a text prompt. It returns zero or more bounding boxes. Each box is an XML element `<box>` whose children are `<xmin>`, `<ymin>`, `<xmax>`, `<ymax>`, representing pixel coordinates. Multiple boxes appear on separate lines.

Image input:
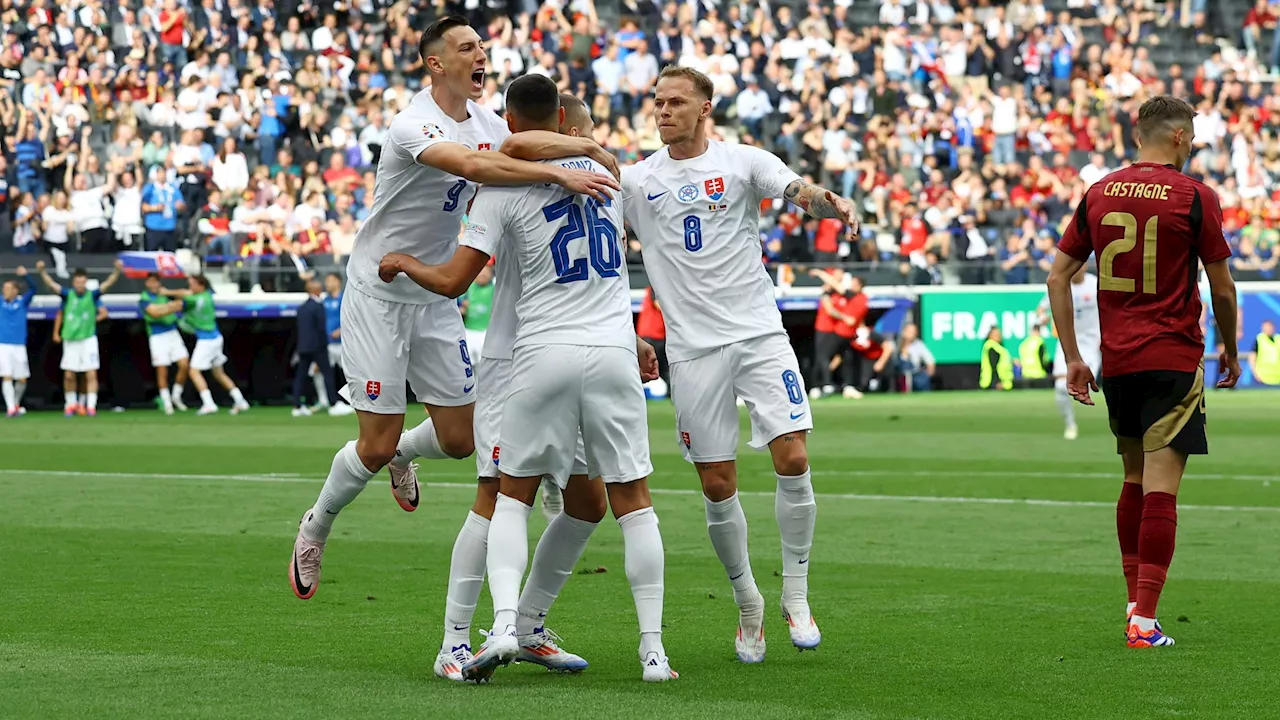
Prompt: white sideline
<box><xmin>1</xmin><ymin>469</ymin><xmax>1277</xmax><ymax>513</ymax></box>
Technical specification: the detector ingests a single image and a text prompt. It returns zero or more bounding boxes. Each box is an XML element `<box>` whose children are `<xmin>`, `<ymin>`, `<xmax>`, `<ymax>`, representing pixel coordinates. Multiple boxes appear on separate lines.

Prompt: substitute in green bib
<box><xmin>162</xmin><ymin>274</ymin><xmax>250</xmax><ymax>416</ymax></box>
<box><xmin>1250</xmin><ymin>320</ymin><xmax>1280</xmax><ymax>386</ymax></box>
<box><xmin>461</xmin><ymin>264</ymin><xmax>494</xmax><ymax>365</ymax></box>
<box><xmin>979</xmin><ymin>327</ymin><xmax>1014</xmax><ymax>391</ymax></box>
<box><xmin>140</xmin><ymin>273</ymin><xmax>191</xmax><ymax>415</ymax></box>
<box><xmin>37</xmin><ymin>259</ymin><xmax>122</xmax><ymax>416</ymax></box>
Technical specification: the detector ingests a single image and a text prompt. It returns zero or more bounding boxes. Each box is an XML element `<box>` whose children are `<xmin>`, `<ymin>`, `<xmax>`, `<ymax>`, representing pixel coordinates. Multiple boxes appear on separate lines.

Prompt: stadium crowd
<box><xmin>0</xmin><ymin>0</ymin><xmax>1278</xmax><ymax>287</ymax></box>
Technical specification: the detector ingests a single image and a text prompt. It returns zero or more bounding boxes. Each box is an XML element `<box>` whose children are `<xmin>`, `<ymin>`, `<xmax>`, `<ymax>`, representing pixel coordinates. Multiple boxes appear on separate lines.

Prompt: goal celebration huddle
<box><xmin>287</xmin><ymin>15</ymin><xmax>1240</xmax><ymax>684</ymax></box>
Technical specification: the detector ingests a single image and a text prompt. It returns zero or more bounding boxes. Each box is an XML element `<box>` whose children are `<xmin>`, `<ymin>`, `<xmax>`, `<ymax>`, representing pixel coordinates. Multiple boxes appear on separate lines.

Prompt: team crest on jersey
<box><xmin>677</xmin><ymin>184</ymin><xmax>699</xmax><ymax>202</ymax></box>
<box><xmin>680</xmin><ymin>431</ymin><xmax>691</xmax><ymax>449</ymax></box>
<box><xmin>365</xmin><ymin>381</ymin><xmax>381</xmax><ymax>401</ymax></box>
<box><xmin>423</xmin><ymin>123</ymin><xmax>445</xmax><ymax>139</ymax></box>
<box><xmin>478</xmin><ymin>143</ymin><xmax>492</xmax><ymax>151</ymax></box>
<box><xmin>704</xmin><ymin>177</ymin><xmax>726</xmax><ymax>202</ymax></box>
<box><xmin>492</xmin><ymin>446</ymin><xmax>500</xmax><ymax>465</ymax></box>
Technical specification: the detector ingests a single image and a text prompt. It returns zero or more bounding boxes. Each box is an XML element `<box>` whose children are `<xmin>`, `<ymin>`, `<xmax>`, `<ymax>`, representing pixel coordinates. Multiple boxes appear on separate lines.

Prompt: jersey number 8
<box><xmin>683</xmin><ymin>215</ymin><xmax>703</xmax><ymax>252</ymax></box>
<box><xmin>544</xmin><ymin>196</ymin><xmax>621</xmax><ymax>284</ymax></box>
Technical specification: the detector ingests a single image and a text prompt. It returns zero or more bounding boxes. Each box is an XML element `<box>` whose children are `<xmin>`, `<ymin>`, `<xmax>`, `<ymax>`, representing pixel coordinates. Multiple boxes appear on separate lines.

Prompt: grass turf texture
<box><xmin>1</xmin><ymin>390</ymin><xmax>1278</xmax><ymax>720</ymax></box>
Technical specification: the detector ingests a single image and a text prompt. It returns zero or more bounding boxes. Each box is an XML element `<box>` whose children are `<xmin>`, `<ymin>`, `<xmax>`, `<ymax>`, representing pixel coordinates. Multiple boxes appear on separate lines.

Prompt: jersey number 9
<box><xmin>544</xmin><ymin>196</ymin><xmax>621</xmax><ymax>284</ymax></box>
<box><xmin>443</xmin><ymin>179</ymin><xmax>468</xmax><ymax>212</ymax></box>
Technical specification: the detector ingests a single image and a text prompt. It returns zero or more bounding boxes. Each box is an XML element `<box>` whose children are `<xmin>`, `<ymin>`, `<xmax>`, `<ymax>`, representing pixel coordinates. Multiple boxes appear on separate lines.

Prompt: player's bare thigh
<box><xmin>354</xmin><ymin>410</ymin><xmax>405</xmax><ymax>472</ymax></box>
<box><xmin>423</xmin><ymin>401</ymin><xmax>475</xmax><ymax>459</ymax></box>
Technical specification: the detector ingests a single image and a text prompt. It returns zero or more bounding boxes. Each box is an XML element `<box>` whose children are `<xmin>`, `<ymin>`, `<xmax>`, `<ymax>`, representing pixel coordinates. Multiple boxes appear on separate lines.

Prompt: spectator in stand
<box><xmin>196</xmin><ymin>189</ymin><xmax>234</xmax><ymax>260</ymax></box>
<box><xmin>11</xmin><ymin>192</ymin><xmax>39</xmax><ymax>254</ymax></box>
<box><xmin>141</xmin><ymin>168</ymin><xmax>185</xmax><ymax>253</ymax></box>
<box><xmin>68</xmin><ymin>163</ymin><xmax>115</xmax><ymax>253</ymax></box>
<box><xmin>897</xmin><ymin>323</ymin><xmax>936</xmax><ymax>392</ymax></box>
<box><xmin>40</xmin><ymin>190</ymin><xmax>75</xmax><ymax>275</ymax></box>
<box><xmin>112</xmin><ymin>167</ymin><xmax>145</xmax><ymax>250</ymax></box>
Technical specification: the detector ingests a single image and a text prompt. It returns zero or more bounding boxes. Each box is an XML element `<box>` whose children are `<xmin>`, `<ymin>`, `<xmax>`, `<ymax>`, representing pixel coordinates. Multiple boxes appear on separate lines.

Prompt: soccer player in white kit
<box><xmin>1039</xmin><ymin>265</ymin><xmax>1102</xmax><ymax>439</ymax></box>
<box><xmin>622</xmin><ymin>67</ymin><xmax>859</xmax><ymax>663</ymax></box>
<box><xmin>288</xmin><ymin>16</ymin><xmax>620</xmax><ymax>604</ymax></box>
<box><xmin>379</xmin><ymin>75</ymin><xmax>674</xmax><ymax>683</ymax></box>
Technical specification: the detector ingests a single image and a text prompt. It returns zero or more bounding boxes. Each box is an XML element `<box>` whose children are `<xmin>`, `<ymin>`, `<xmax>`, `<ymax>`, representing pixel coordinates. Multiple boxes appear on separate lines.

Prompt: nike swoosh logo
<box><xmin>647</xmin><ymin>191</ymin><xmax>668</xmax><ymax>201</ymax></box>
<box><xmin>729</xmin><ymin>572</ymin><xmax>744</xmax><ymax>581</ymax></box>
<box><xmin>324</xmin><ymin>508</ymin><xmax>338</xmax><ymax>515</ymax></box>
<box><xmin>453</xmin><ymin>625</ymin><xmax>468</xmax><ymax>631</ymax></box>
<box><xmin>790</xmin><ymin>411</ymin><xmax>806</xmax><ymax>420</ymax></box>
<box><xmin>463</xmin><ymin>384</ymin><xmax>475</xmax><ymax>393</ymax></box>
<box><xmin>799</xmin><ymin>558</ymin><xmax>809</xmax><ymax>564</ymax></box>
<box><xmin>293</xmin><ymin>555</ymin><xmax>312</xmax><ymax>595</ymax></box>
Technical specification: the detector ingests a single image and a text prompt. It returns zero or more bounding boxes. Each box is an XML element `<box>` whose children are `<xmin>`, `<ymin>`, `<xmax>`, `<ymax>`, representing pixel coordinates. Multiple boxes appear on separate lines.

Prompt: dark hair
<box><xmin>324</xmin><ymin>272</ymin><xmax>343</xmax><ymax>282</ymax></box>
<box><xmin>73</xmin><ymin>268</ymin><xmax>89</xmax><ymax>279</ymax></box>
<box><xmin>145</xmin><ymin>272</ymin><xmax>160</xmax><ymax>281</ymax></box>
<box><xmin>418</xmin><ymin>15</ymin><xmax>470</xmax><ymax>65</ymax></box>
<box><xmin>191</xmin><ymin>273</ymin><xmax>211</xmax><ymax>291</ymax></box>
<box><xmin>657</xmin><ymin>65</ymin><xmax>714</xmax><ymax>101</ymax></box>
<box><xmin>505</xmin><ymin>74</ymin><xmax>560</xmax><ymax>125</ymax></box>
<box><xmin>1137</xmin><ymin>95</ymin><xmax>1196</xmax><ymax>140</ymax></box>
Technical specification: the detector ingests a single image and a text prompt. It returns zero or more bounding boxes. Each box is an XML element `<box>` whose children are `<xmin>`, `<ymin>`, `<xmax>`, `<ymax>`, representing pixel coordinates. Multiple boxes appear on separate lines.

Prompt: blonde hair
<box><xmin>658</xmin><ymin>65</ymin><xmax>714</xmax><ymax>101</ymax></box>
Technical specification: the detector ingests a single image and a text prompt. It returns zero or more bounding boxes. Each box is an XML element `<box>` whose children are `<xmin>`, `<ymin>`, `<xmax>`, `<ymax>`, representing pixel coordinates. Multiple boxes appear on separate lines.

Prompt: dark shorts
<box><xmin>1101</xmin><ymin>364</ymin><xmax>1208</xmax><ymax>455</ymax></box>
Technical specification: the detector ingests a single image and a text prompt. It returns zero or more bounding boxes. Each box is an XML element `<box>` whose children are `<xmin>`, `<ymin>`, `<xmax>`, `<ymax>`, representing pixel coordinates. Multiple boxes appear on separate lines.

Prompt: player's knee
<box><xmin>697</xmin><ymin>463</ymin><xmax>738</xmax><ymax>502</ymax></box>
<box><xmin>436</xmin><ymin>426</ymin><xmax>475</xmax><ymax>459</ymax></box>
<box><xmin>770</xmin><ymin>433</ymin><xmax>809</xmax><ymax>476</ymax></box>
<box><xmin>565</xmin><ymin>477</ymin><xmax>607</xmax><ymax>523</ymax></box>
<box><xmin>472</xmin><ymin>479</ymin><xmax>500</xmax><ymax>518</ymax></box>
<box><xmin>355</xmin><ymin>437</ymin><xmax>398</xmax><ymax>471</ymax></box>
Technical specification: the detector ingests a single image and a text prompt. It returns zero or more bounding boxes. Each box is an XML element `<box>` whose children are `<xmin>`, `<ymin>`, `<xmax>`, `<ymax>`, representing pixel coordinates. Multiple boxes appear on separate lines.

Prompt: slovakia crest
<box><xmin>492</xmin><ymin>446</ymin><xmax>501</xmax><ymax>465</ymax></box>
<box><xmin>704</xmin><ymin>177</ymin><xmax>725</xmax><ymax>202</ymax></box>
<box><xmin>366</xmin><ymin>380</ymin><xmax>382</xmax><ymax>401</ymax></box>
<box><xmin>478</xmin><ymin>143</ymin><xmax>492</xmax><ymax>151</ymax></box>
<box><xmin>680</xmin><ymin>431</ymin><xmax>691</xmax><ymax>449</ymax></box>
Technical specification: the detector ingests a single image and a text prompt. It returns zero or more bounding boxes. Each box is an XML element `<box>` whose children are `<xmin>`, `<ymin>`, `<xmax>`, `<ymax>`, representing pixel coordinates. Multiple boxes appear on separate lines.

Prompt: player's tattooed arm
<box><xmin>500</xmin><ymin>131</ymin><xmax>620</xmax><ymax>180</ymax></box>
<box><xmin>379</xmin><ymin>247</ymin><xmax>491</xmax><ymax>299</ymax></box>
<box><xmin>783</xmin><ymin>180</ymin><xmax>860</xmax><ymax>233</ymax></box>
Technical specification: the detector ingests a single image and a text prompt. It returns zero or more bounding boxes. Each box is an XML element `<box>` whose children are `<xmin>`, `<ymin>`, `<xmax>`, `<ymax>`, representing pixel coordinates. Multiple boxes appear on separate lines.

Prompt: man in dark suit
<box><xmin>293</xmin><ymin>278</ymin><xmax>353</xmax><ymax>417</ymax></box>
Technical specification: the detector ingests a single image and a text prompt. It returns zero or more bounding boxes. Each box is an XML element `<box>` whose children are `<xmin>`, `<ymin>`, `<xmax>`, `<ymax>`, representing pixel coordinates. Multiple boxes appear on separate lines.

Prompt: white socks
<box><xmin>199</xmin><ymin>389</ymin><xmax>215</xmax><ymax>409</ymax></box>
<box><xmin>618</xmin><ymin>506</ymin><xmax>666</xmax><ymax>659</ymax></box>
<box><xmin>230</xmin><ymin>387</ymin><xmax>246</xmax><ymax>406</ymax></box>
<box><xmin>1</xmin><ymin>379</ymin><xmax>13</xmax><ymax>412</ymax></box>
<box><xmin>65</xmin><ymin>392</ymin><xmax>78</xmax><ymax>410</ymax></box>
<box><xmin>442</xmin><ymin>510</ymin><xmax>491</xmax><ymax>651</ymax></box>
<box><xmin>301</xmin><ymin>441</ymin><xmax>377</xmax><ymax>542</ymax></box>
<box><xmin>394</xmin><ymin>417</ymin><xmax>449</xmax><ymax>467</ymax></box>
<box><xmin>705</xmin><ymin>493</ymin><xmax>760</xmax><ymax>607</ymax></box>
<box><xmin>172</xmin><ymin>382</ymin><xmax>184</xmax><ymax>401</ymax></box>
<box><xmin>487</xmin><ymin>493</ymin><xmax>533</xmax><ymax>634</ymax></box>
<box><xmin>775</xmin><ymin>469</ymin><xmax>816</xmax><ymax>607</ymax></box>
<box><xmin>160</xmin><ymin>387</ymin><xmax>174</xmax><ymax>413</ymax></box>
<box><xmin>86</xmin><ymin>392</ymin><xmax>98</xmax><ymax>411</ymax></box>
<box><xmin>13</xmin><ymin>380</ymin><xmax>24</xmax><ymax>407</ymax></box>
<box><xmin>1055</xmin><ymin>379</ymin><xmax>1075</xmax><ymax>428</ymax></box>
<box><xmin>312</xmin><ymin>372</ymin><xmax>327</xmax><ymax>406</ymax></box>
<box><xmin>517</xmin><ymin>512</ymin><xmax>599</xmax><ymax>635</ymax></box>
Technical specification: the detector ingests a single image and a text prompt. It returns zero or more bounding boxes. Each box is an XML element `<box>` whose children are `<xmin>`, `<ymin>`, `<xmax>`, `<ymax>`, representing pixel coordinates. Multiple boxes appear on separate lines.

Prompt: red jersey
<box><xmin>900</xmin><ymin>217</ymin><xmax>928</xmax><ymax>255</ymax></box>
<box><xmin>1058</xmin><ymin>162</ymin><xmax>1232</xmax><ymax>375</ymax></box>
<box><xmin>851</xmin><ymin>329</ymin><xmax>887</xmax><ymax>360</ymax></box>
<box><xmin>830</xmin><ymin>292</ymin><xmax>867</xmax><ymax>339</ymax></box>
<box><xmin>814</xmin><ymin>218</ymin><xmax>842</xmax><ymax>254</ymax></box>
<box><xmin>635</xmin><ymin>288</ymin><xmax>666</xmax><ymax>340</ymax></box>
<box><xmin>814</xmin><ymin>292</ymin><xmax>838</xmax><ymax>334</ymax></box>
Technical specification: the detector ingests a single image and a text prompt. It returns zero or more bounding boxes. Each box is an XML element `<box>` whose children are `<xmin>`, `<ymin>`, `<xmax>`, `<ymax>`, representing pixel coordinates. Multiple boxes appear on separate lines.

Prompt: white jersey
<box><xmin>345</xmin><ymin>89</ymin><xmax>509</xmax><ymax>305</ymax></box>
<box><xmin>1042</xmin><ymin>272</ymin><xmax>1102</xmax><ymax>350</ymax></box>
<box><xmin>622</xmin><ymin>140</ymin><xmax>801</xmax><ymax>362</ymax></box>
<box><xmin>461</xmin><ymin>156</ymin><xmax>634</xmax><ymax>351</ymax></box>
<box><xmin>482</xmin><ymin>240</ymin><xmax>519</xmax><ymax>361</ymax></box>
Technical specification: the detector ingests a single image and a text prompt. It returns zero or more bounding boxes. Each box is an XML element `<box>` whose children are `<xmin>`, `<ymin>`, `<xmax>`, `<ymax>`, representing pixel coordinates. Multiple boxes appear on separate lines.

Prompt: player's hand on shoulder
<box><xmin>1217</xmin><ymin>351</ymin><xmax>1242</xmax><ymax>389</ymax></box>
<box><xmin>555</xmin><ymin>167</ymin><xmax>620</xmax><ymax>204</ymax></box>
<box><xmin>636</xmin><ymin>338</ymin><xmax>659</xmax><ymax>382</ymax></box>
<box><xmin>378</xmin><ymin>253</ymin><xmax>412</xmax><ymax>283</ymax></box>
<box><xmin>1065</xmin><ymin>360</ymin><xmax>1098</xmax><ymax>405</ymax></box>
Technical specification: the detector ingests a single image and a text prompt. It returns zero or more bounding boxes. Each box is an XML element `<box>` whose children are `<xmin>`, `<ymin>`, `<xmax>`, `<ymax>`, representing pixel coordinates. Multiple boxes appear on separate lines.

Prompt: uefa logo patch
<box><xmin>366</xmin><ymin>380</ymin><xmax>381</xmax><ymax>401</ymax></box>
<box><xmin>677</xmin><ymin>183</ymin><xmax>699</xmax><ymax>202</ymax></box>
<box><xmin>704</xmin><ymin>177</ymin><xmax>725</xmax><ymax>202</ymax></box>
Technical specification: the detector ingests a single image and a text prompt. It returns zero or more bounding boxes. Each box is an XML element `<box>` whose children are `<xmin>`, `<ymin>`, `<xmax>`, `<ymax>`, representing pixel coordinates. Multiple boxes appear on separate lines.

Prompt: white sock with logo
<box><xmin>199</xmin><ymin>389</ymin><xmax>215</xmax><ymax>409</ymax></box>
<box><xmin>517</xmin><ymin>511</ymin><xmax>599</xmax><ymax>636</ymax></box>
<box><xmin>705</xmin><ymin>493</ymin><xmax>760</xmax><ymax>605</ymax></box>
<box><xmin>776</xmin><ymin>468</ymin><xmax>816</xmax><ymax>608</ymax></box>
<box><xmin>618</xmin><ymin>506</ymin><xmax>666</xmax><ymax>660</ymax></box>
<box><xmin>442</xmin><ymin>510</ymin><xmax>490</xmax><ymax>651</ymax></box>
<box><xmin>487</xmin><ymin>494</ymin><xmax>533</xmax><ymax>635</ymax></box>
<box><xmin>300</xmin><ymin>441</ymin><xmax>377</xmax><ymax>542</ymax></box>
<box><xmin>393</xmin><ymin>417</ymin><xmax>449</xmax><ymax>466</ymax></box>
<box><xmin>1</xmin><ymin>379</ymin><xmax>14</xmax><ymax>412</ymax></box>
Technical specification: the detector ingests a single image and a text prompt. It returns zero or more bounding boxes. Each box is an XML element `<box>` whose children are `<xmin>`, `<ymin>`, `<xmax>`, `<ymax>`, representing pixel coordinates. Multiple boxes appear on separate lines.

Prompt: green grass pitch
<box><xmin>1</xmin><ymin>390</ymin><xmax>1278</xmax><ymax>719</ymax></box>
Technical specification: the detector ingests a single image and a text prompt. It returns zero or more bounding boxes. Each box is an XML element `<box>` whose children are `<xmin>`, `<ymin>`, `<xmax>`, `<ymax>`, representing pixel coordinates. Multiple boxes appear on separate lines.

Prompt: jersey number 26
<box><xmin>543</xmin><ymin>196</ymin><xmax>621</xmax><ymax>284</ymax></box>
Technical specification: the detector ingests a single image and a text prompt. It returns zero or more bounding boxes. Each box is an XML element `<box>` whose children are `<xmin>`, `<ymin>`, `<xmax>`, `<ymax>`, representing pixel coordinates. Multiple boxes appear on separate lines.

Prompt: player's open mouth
<box><xmin>471</xmin><ymin>70</ymin><xmax>484</xmax><ymax>89</ymax></box>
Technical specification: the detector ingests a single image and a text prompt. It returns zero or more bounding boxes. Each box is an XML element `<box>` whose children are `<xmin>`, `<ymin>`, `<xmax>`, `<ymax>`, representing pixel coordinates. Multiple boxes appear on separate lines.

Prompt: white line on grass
<box><xmin>811</xmin><ymin>469</ymin><xmax>1280</xmax><ymax>483</ymax></box>
<box><xmin>2</xmin><ymin>469</ymin><xmax>1277</xmax><ymax>513</ymax></box>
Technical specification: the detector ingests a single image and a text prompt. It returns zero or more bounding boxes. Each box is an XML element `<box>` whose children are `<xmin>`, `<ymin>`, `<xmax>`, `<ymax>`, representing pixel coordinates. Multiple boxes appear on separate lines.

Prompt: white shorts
<box><xmin>499</xmin><ymin>345</ymin><xmax>651</xmax><ymax>488</ymax></box>
<box><xmin>466</xmin><ymin>330</ymin><xmax>486</xmax><ymax>367</ymax></box>
<box><xmin>191</xmin><ymin>336</ymin><xmax>227</xmax><ymax>371</ymax></box>
<box><xmin>0</xmin><ymin>343</ymin><xmax>30</xmax><ymax>379</ymax></box>
<box><xmin>148</xmin><ymin>331</ymin><xmax>189</xmax><ymax>368</ymax></box>
<box><xmin>1053</xmin><ymin>343</ymin><xmax>1102</xmax><ymax>380</ymax></box>
<box><xmin>670</xmin><ymin>333</ymin><xmax>813</xmax><ymax>463</ymax></box>
<box><xmin>475</xmin><ymin>357</ymin><xmax>587</xmax><ymax>478</ymax></box>
<box><xmin>60</xmin><ymin>336</ymin><xmax>100</xmax><ymax>373</ymax></box>
<box><xmin>340</xmin><ymin>287</ymin><xmax>475</xmax><ymax>414</ymax></box>
<box><xmin>327</xmin><ymin>343</ymin><xmax>342</xmax><ymax>370</ymax></box>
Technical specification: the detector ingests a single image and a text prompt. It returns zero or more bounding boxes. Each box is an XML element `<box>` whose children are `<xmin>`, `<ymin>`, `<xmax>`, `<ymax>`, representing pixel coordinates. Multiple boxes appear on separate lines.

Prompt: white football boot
<box><xmin>288</xmin><ymin>514</ymin><xmax>326</xmax><ymax>600</ymax></box>
<box><xmin>517</xmin><ymin>627</ymin><xmax>588</xmax><ymax>672</ymax></box>
<box><xmin>434</xmin><ymin>644</ymin><xmax>473</xmax><ymax>682</ymax></box>
<box><xmin>461</xmin><ymin>628</ymin><xmax>519</xmax><ymax>683</ymax></box>
<box><xmin>641</xmin><ymin>651</ymin><xmax>678</xmax><ymax>682</ymax></box>
<box><xmin>781</xmin><ymin>598</ymin><xmax>822</xmax><ymax>650</ymax></box>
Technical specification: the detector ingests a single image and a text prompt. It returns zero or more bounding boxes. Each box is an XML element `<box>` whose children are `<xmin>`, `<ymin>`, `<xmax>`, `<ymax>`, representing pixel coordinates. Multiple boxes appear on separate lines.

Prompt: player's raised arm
<box><xmin>417</xmin><ymin>142</ymin><xmax>618</xmax><ymax>204</ymax></box>
<box><xmin>34</xmin><ymin>261</ymin><xmax>62</xmax><ymax>295</ymax></box>
<box><xmin>782</xmin><ymin>179</ymin><xmax>860</xmax><ymax>234</ymax></box>
<box><xmin>98</xmin><ymin>260</ymin><xmax>125</xmax><ymax>293</ymax></box>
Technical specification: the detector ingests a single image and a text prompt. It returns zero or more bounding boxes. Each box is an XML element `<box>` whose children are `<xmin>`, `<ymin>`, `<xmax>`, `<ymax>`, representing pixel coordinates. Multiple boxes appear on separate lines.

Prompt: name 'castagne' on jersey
<box><xmin>461</xmin><ymin>156</ymin><xmax>634</xmax><ymax>351</ymax></box>
<box><xmin>621</xmin><ymin>141</ymin><xmax>802</xmax><ymax>363</ymax></box>
<box><xmin>345</xmin><ymin>88</ymin><xmax>509</xmax><ymax>306</ymax></box>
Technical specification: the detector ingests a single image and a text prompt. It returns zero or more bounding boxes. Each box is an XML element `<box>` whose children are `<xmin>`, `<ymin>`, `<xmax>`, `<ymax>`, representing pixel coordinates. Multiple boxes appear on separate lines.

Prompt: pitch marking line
<box><xmin>2</xmin><ymin>469</ymin><xmax>1277</xmax><ymax>513</ymax></box>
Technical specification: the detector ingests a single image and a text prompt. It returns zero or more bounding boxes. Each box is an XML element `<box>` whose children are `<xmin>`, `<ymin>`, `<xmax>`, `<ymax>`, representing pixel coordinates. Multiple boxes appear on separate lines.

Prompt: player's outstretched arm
<box><xmin>378</xmin><ymin>246</ymin><xmax>491</xmax><ymax>299</ymax></box>
<box><xmin>500</xmin><ymin>131</ymin><xmax>620</xmax><ymax>180</ymax></box>
<box><xmin>1204</xmin><ymin>259</ymin><xmax>1242</xmax><ymax>388</ymax></box>
<box><xmin>98</xmin><ymin>260</ymin><xmax>125</xmax><ymax>293</ymax></box>
<box><xmin>418</xmin><ymin>144</ymin><xmax>619</xmax><ymax>203</ymax></box>
<box><xmin>1046</xmin><ymin>250</ymin><xmax>1096</xmax><ymax>403</ymax></box>
<box><xmin>33</xmin><ymin>261</ymin><xmax>62</xmax><ymax>295</ymax></box>
<box><xmin>784</xmin><ymin>180</ymin><xmax>860</xmax><ymax>236</ymax></box>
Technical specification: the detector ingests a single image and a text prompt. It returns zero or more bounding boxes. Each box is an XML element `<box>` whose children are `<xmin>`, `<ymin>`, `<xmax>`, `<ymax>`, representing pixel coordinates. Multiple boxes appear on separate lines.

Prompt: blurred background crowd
<box><xmin>1</xmin><ymin>0</ymin><xmax>1278</xmax><ymax>290</ymax></box>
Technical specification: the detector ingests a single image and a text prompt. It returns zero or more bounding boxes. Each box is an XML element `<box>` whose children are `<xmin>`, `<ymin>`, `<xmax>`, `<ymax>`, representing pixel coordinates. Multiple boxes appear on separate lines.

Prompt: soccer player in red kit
<box><xmin>1048</xmin><ymin>96</ymin><xmax>1242</xmax><ymax>649</ymax></box>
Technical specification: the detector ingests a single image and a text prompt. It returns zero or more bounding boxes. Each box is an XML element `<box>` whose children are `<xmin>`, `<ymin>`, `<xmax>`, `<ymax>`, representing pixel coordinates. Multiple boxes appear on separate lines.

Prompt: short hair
<box><xmin>72</xmin><ymin>268</ymin><xmax>89</xmax><ymax>279</ymax></box>
<box><xmin>324</xmin><ymin>272</ymin><xmax>343</xmax><ymax>283</ymax></box>
<box><xmin>559</xmin><ymin>92</ymin><xmax>591</xmax><ymax>131</ymax></box>
<box><xmin>419</xmin><ymin>15</ymin><xmax>471</xmax><ymax>64</ymax></box>
<box><xmin>191</xmin><ymin>274</ymin><xmax>211</xmax><ymax>290</ymax></box>
<box><xmin>145</xmin><ymin>272</ymin><xmax>160</xmax><ymax>281</ymax></box>
<box><xmin>1137</xmin><ymin>95</ymin><xmax>1196</xmax><ymax>141</ymax></box>
<box><xmin>657</xmin><ymin>65</ymin><xmax>714</xmax><ymax>101</ymax></box>
<box><xmin>505</xmin><ymin>74</ymin><xmax>561</xmax><ymax>125</ymax></box>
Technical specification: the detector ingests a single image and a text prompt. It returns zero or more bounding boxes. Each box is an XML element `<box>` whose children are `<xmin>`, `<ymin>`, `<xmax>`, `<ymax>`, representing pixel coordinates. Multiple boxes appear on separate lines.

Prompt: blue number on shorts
<box><xmin>782</xmin><ymin>370</ymin><xmax>803</xmax><ymax>405</ymax></box>
<box><xmin>443</xmin><ymin>179</ymin><xmax>467</xmax><ymax>212</ymax></box>
<box><xmin>683</xmin><ymin>215</ymin><xmax>703</xmax><ymax>252</ymax></box>
<box><xmin>459</xmin><ymin>340</ymin><xmax>473</xmax><ymax>378</ymax></box>
<box><xmin>543</xmin><ymin>196</ymin><xmax>621</xmax><ymax>283</ymax></box>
